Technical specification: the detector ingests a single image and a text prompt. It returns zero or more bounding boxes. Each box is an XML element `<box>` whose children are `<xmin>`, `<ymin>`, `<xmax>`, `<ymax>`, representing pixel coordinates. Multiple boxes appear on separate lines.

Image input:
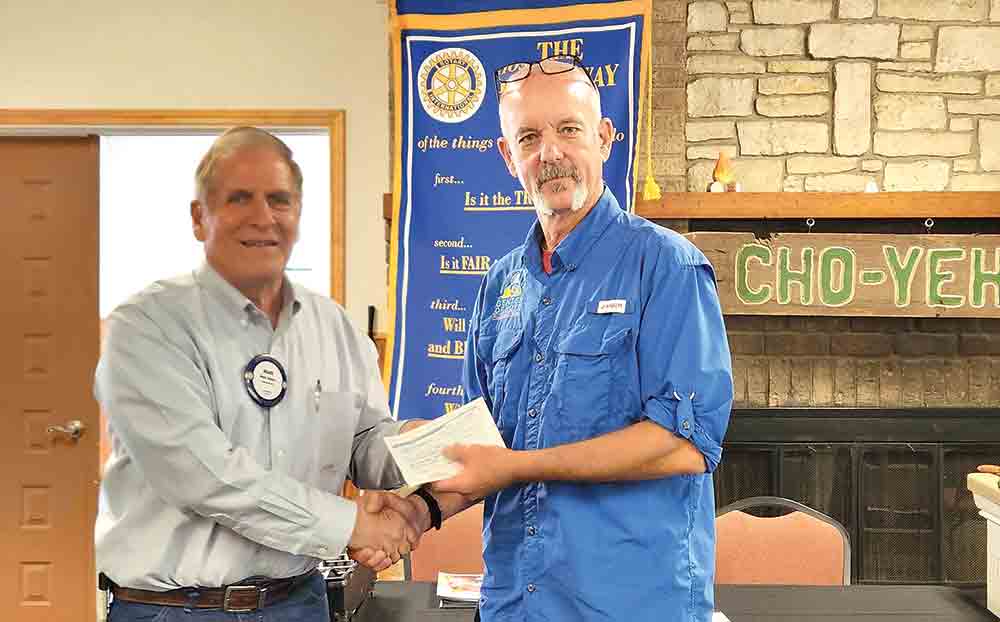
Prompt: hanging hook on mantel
<box><xmin>806</xmin><ymin>217</ymin><xmax>815</xmax><ymax>234</ymax></box>
<box><xmin>924</xmin><ymin>217</ymin><xmax>934</xmax><ymax>235</ymax></box>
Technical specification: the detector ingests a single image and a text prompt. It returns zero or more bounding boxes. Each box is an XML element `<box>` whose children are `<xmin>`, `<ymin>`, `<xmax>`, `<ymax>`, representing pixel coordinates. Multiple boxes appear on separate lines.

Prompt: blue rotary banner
<box><xmin>386</xmin><ymin>1</ymin><xmax>651</xmax><ymax>420</ymax></box>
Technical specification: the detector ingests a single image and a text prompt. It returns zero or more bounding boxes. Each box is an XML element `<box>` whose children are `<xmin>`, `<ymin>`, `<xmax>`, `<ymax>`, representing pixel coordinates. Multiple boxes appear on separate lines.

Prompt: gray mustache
<box><xmin>537</xmin><ymin>163</ymin><xmax>580</xmax><ymax>190</ymax></box>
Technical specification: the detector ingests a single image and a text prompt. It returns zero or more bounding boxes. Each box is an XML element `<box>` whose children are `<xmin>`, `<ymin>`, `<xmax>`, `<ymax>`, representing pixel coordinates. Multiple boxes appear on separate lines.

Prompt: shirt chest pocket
<box><xmin>480</xmin><ymin>327</ymin><xmax>523</xmax><ymax>446</ymax></box>
<box><xmin>287</xmin><ymin>390</ymin><xmax>362</xmax><ymax>488</ymax></box>
<box><xmin>549</xmin><ymin>311</ymin><xmax>633</xmax><ymax>443</ymax></box>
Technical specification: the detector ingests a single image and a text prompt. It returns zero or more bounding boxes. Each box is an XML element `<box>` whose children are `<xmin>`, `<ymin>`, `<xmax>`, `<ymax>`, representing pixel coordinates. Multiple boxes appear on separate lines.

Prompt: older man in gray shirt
<box><xmin>95</xmin><ymin>127</ymin><xmax>434</xmax><ymax>621</ymax></box>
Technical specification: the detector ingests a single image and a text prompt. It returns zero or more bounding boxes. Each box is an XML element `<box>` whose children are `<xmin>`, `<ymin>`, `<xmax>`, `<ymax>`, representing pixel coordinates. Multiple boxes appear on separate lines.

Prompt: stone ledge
<box><xmin>873</xmin><ymin>131</ymin><xmax>972</xmax><ymax>156</ymax></box>
<box><xmin>754</xmin><ymin>0</ymin><xmax>833</xmax><ymax>24</ymax></box>
<box><xmin>810</xmin><ymin>23</ymin><xmax>900</xmax><ymax>59</ymax></box>
<box><xmin>879</xmin><ymin>0</ymin><xmax>989</xmax><ymax>22</ymax></box>
<box><xmin>738</xmin><ymin>120</ymin><xmax>829</xmax><ymax>155</ymax></box>
<box><xmin>937</xmin><ymin>27</ymin><xmax>1000</xmax><ymax>72</ymax></box>
<box><xmin>876</xmin><ymin>74</ymin><xmax>981</xmax><ymax>95</ymax></box>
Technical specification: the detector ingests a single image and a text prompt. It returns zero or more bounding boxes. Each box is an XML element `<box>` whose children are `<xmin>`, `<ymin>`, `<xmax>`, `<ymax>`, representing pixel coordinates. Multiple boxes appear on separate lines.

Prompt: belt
<box><xmin>109</xmin><ymin>570</ymin><xmax>317</xmax><ymax>613</ymax></box>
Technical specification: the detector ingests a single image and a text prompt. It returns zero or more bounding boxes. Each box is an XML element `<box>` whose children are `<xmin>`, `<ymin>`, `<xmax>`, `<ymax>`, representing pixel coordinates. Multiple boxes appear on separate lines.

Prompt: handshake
<box><xmin>345</xmin><ymin>405</ymin><xmax>514</xmax><ymax>573</ymax></box>
<box><xmin>346</xmin><ymin>491</ymin><xmax>431</xmax><ymax>572</ymax></box>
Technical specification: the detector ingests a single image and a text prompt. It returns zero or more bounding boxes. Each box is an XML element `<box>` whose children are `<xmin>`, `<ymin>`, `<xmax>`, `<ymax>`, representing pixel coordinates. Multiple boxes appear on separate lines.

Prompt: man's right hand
<box><xmin>347</xmin><ymin>491</ymin><xmax>426</xmax><ymax>572</ymax></box>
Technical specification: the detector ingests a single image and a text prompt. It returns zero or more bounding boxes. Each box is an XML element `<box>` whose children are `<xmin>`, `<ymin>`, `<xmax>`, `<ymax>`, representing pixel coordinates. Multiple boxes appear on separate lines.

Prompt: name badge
<box><xmin>596</xmin><ymin>299</ymin><xmax>627</xmax><ymax>314</ymax></box>
<box><xmin>244</xmin><ymin>354</ymin><xmax>288</xmax><ymax>408</ymax></box>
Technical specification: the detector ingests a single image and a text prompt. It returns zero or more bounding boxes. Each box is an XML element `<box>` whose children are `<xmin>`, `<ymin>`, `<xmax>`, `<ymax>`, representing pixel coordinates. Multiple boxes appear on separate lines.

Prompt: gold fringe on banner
<box><xmin>640</xmin><ymin>47</ymin><xmax>660</xmax><ymax>201</ymax></box>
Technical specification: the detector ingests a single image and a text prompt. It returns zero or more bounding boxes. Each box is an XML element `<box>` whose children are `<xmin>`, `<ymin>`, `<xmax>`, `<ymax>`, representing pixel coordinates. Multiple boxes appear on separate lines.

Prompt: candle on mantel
<box><xmin>708</xmin><ymin>151</ymin><xmax>740</xmax><ymax>192</ymax></box>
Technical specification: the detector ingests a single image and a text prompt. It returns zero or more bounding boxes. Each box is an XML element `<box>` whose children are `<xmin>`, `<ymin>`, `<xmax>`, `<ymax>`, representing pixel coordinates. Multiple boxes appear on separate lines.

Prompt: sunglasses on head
<box><xmin>494</xmin><ymin>54</ymin><xmax>598</xmax><ymax>102</ymax></box>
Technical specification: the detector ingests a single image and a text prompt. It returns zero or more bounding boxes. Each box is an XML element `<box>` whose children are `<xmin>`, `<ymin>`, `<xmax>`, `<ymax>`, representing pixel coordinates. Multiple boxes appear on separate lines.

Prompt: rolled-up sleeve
<box><xmin>638</xmin><ymin>249</ymin><xmax>733</xmax><ymax>473</ymax></box>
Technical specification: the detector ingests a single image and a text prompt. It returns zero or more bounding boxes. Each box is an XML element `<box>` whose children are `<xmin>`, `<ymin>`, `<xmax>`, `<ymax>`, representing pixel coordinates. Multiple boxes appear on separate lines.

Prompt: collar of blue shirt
<box><xmin>522</xmin><ymin>185</ymin><xmax>621</xmax><ymax>275</ymax></box>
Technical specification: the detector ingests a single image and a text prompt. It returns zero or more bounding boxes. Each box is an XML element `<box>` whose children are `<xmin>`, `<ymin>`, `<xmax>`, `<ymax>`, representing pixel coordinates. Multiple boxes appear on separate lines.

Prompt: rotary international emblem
<box><xmin>418</xmin><ymin>48</ymin><xmax>486</xmax><ymax>123</ymax></box>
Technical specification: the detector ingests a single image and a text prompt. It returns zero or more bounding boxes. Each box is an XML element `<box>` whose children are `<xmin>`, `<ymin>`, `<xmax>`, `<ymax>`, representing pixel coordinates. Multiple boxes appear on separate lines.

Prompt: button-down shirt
<box><xmin>463</xmin><ymin>188</ymin><xmax>733</xmax><ymax>622</ymax></box>
<box><xmin>95</xmin><ymin>263</ymin><xmax>404</xmax><ymax>590</ymax></box>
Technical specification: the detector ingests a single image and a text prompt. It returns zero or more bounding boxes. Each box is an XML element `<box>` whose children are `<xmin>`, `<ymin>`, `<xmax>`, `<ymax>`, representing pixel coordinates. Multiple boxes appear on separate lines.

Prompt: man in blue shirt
<box><xmin>430</xmin><ymin>56</ymin><xmax>734</xmax><ymax>622</ymax></box>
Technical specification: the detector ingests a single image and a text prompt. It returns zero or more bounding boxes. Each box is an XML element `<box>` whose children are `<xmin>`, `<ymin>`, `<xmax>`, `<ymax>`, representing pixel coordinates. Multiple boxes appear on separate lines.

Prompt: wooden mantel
<box><xmin>636</xmin><ymin>191</ymin><xmax>1000</xmax><ymax>220</ymax></box>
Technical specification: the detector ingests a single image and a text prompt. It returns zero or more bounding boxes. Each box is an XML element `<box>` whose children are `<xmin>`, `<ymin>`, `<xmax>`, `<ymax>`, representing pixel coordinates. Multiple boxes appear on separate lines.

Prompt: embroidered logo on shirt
<box><xmin>596</xmin><ymin>299</ymin><xmax>627</xmax><ymax>314</ymax></box>
<box><xmin>492</xmin><ymin>269</ymin><xmax>525</xmax><ymax>321</ymax></box>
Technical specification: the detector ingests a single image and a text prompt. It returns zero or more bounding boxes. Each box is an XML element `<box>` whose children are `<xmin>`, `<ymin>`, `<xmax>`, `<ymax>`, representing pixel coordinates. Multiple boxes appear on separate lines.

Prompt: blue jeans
<box><xmin>107</xmin><ymin>573</ymin><xmax>330</xmax><ymax>622</ymax></box>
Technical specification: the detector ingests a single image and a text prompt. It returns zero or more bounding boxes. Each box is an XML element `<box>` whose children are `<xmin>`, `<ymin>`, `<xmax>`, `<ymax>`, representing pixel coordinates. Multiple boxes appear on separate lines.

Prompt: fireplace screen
<box><xmin>715</xmin><ymin>442</ymin><xmax>998</xmax><ymax>585</ymax></box>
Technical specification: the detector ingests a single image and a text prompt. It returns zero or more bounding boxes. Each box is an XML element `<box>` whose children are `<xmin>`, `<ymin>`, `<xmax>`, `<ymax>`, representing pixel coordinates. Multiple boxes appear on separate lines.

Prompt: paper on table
<box><xmin>384</xmin><ymin>398</ymin><xmax>504</xmax><ymax>487</ymax></box>
<box><xmin>712</xmin><ymin>612</ymin><xmax>731</xmax><ymax>622</ymax></box>
<box><xmin>436</xmin><ymin>571</ymin><xmax>483</xmax><ymax>603</ymax></box>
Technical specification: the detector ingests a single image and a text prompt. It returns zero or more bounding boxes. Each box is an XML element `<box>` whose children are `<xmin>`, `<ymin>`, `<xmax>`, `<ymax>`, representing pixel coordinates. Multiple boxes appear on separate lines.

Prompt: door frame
<box><xmin>0</xmin><ymin>109</ymin><xmax>347</xmax><ymax>303</ymax></box>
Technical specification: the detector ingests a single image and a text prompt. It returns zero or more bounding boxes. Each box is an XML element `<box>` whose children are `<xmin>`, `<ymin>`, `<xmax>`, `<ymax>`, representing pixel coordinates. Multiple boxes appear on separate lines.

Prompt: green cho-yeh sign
<box><xmin>686</xmin><ymin>232</ymin><xmax>1000</xmax><ymax>318</ymax></box>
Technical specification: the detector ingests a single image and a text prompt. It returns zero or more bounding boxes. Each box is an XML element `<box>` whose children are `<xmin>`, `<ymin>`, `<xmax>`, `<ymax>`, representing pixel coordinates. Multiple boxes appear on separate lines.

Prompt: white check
<box><xmin>384</xmin><ymin>398</ymin><xmax>505</xmax><ymax>487</ymax></box>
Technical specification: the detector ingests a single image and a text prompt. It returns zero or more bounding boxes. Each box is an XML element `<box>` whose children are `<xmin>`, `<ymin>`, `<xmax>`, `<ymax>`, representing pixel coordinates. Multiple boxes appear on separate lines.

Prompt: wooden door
<box><xmin>0</xmin><ymin>137</ymin><xmax>100</xmax><ymax>621</ymax></box>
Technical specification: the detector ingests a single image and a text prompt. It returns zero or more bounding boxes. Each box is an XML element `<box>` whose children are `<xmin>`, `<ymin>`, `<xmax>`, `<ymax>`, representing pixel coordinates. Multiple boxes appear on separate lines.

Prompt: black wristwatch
<box><xmin>413</xmin><ymin>486</ymin><xmax>442</xmax><ymax>530</ymax></box>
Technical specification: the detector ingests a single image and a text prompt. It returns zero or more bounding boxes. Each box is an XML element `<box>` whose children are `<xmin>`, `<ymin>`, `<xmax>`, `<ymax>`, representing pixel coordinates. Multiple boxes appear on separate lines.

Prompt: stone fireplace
<box><xmin>638</xmin><ymin>0</ymin><xmax>1000</xmax><ymax>584</ymax></box>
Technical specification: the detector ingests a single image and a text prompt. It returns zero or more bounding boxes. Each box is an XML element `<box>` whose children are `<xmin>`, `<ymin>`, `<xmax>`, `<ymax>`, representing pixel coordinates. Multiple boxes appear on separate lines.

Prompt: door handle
<box><xmin>47</xmin><ymin>419</ymin><xmax>86</xmax><ymax>441</ymax></box>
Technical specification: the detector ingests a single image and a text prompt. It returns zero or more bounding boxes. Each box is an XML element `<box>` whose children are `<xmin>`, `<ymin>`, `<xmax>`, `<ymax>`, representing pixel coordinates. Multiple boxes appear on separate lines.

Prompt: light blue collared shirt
<box><xmin>463</xmin><ymin>188</ymin><xmax>734</xmax><ymax>622</ymax></box>
<box><xmin>95</xmin><ymin>263</ymin><xmax>404</xmax><ymax>590</ymax></box>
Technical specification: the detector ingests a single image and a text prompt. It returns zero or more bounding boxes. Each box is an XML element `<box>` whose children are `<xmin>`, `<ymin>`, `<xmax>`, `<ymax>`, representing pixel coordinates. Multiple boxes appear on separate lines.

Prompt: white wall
<box><xmin>99</xmin><ymin>134</ymin><xmax>331</xmax><ymax>317</ymax></box>
<box><xmin>0</xmin><ymin>0</ymin><xmax>389</xmax><ymax>329</ymax></box>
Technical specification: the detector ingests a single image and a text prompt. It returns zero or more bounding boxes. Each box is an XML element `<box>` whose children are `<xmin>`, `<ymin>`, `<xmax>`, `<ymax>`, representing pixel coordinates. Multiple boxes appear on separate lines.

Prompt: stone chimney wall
<box><xmin>646</xmin><ymin>0</ymin><xmax>1000</xmax><ymax>409</ymax></box>
<box><xmin>659</xmin><ymin>0</ymin><xmax>1000</xmax><ymax>193</ymax></box>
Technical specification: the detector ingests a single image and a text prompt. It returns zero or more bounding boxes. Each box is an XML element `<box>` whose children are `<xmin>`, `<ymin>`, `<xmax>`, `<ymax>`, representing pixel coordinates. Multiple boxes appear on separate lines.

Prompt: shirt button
<box><xmin>682</xmin><ymin>420</ymin><xmax>691</xmax><ymax>431</ymax></box>
<box><xmin>527</xmin><ymin>526</ymin><xmax>536</xmax><ymax>536</ymax></box>
<box><xmin>542</xmin><ymin>297</ymin><xmax>552</xmax><ymax>306</ymax></box>
<box><xmin>528</xmin><ymin>408</ymin><xmax>537</xmax><ymax>418</ymax></box>
<box><xmin>534</xmin><ymin>352</ymin><xmax>544</xmax><ymax>364</ymax></box>
<box><xmin>527</xmin><ymin>584</ymin><xmax>536</xmax><ymax>593</ymax></box>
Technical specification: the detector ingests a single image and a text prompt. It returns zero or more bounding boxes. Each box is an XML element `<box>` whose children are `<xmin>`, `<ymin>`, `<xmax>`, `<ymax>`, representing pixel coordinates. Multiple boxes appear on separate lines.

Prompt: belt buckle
<box><xmin>222</xmin><ymin>585</ymin><xmax>266</xmax><ymax>613</ymax></box>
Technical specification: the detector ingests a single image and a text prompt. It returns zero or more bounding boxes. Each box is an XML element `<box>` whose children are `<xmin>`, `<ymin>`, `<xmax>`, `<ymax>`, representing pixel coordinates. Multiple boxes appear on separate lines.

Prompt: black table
<box><xmin>354</xmin><ymin>581</ymin><xmax>995</xmax><ymax>622</ymax></box>
<box><xmin>716</xmin><ymin>585</ymin><xmax>992</xmax><ymax>621</ymax></box>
